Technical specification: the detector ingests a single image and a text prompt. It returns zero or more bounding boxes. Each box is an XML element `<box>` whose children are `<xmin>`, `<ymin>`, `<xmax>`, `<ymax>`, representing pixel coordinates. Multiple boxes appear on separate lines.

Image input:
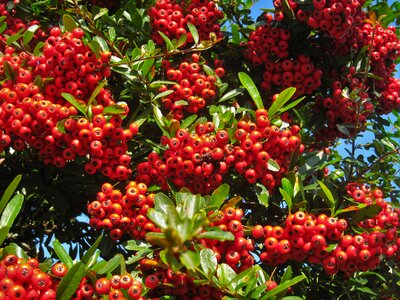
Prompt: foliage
<box><xmin>0</xmin><ymin>0</ymin><xmax>399</xmax><ymax>299</ymax></box>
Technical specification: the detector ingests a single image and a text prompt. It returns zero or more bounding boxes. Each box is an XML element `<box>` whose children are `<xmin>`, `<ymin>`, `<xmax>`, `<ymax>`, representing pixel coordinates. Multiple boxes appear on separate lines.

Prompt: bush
<box><xmin>0</xmin><ymin>0</ymin><xmax>399</xmax><ymax>299</ymax></box>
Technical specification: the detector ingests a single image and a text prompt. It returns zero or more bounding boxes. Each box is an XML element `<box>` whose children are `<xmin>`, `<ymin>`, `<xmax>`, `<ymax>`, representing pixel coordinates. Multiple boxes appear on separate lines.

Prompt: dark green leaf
<box><xmin>88</xmin><ymin>40</ymin><xmax>101</xmax><ymax>58</ymax></box>
<box><xmin>52</xmin><ymin>239</ymin><xmax>74</xmax><ymax>268</ymax></box>
<box><xmin>268</xmin><ymin>87</ymin><xmax>296</xmax><ymax>119</ymax></box>
<box><xmin>317</xmin><ymin>180</ymin><xmax>336</xmax><ymax>213</ymax></box>
<box><xmin>280</xmin><ymin>188</ymin><xmax>292</xmax><ymax>212</ymax></box>
<box><xmin>61</xmin><ymin>93</ymin><xmax>87</xmax><ymax>117</ymax></box>
<box><xmin>0</xmin><ymin>174</ymin><xmax>21</xmax><ymax>213</ymax></box>
<box><xmin>142</xmin><ymin>58</ymin><xmax>155</xmax><ymax>77</ymax></box>
<box><xmin>62</xmin><ymin>14</ymin><xmax>78</xmax><ymax>31</ymax></box>
<box><xmin>103</xmin><ymin>104</ymin><xmax>126</xmax><ymax>115</ymax></box>
<box><xmin>352</xmin><ymin>204</ymin><xmax>382</xmax><ymax>223</ymax></box>
<box><xmin>158</xmin><ymin>31</ymin><xmax>174</xmax><ymax>52</ymax></box>
<box><xmin>187</xmin><ymin>23</ymin><xmax>199</xmax><ymax>44</ymax></box>
<box><xmin>56</xmin><ymin>119</ymin><xmax>67</xmax><ymax>134</ymax></box>
<box><xmin>238</xmin><ymin>72</ymin><xmax>264</xmax><ymax>109</ymax></box>
<box><xmin>97</xmin><ymin>254</ymin><xmax>123</xmax><ymax>275</ymax></box>
<box><xmin>3</xmin><ymin>243</ymin><xmax>28</xmax><ymax>260</ymax></box>
<box><xmin>0</xmin><ymin>194</ymin><xmax>24</xmax><ymax>230</ymax></box>
<box><xmin>262</xmin><ymin>275</ymin><xmax>306</xmax><ymax>300</ymax></box>
<box><xmin>197</xmin><ymin>229</ymin><xmax>234</xmax><ymax>241</ymax></box>
<box><xmin>56</xmin><ymin>262</ymin><xmax>86</xmax><ymax>300</ymax></box>
<box><xmin>81</xmin><ymin>235</ymin><xmax>103</xmax><ymax>265</ymax></box>
<box><xmin>0</xmin><ymin>226</ymin><xmax>10</xmax><ymax>245</ymax></box>
<box><xmin>3</xmin><ymin>60</ymin><xmax>16</xmax><ymax>82</ymax></box>
<box><xmin>210</xmin><ymin>184</ymin><xmax>229</xmax><ymax>208</ymax></box>
<box><xmin>218</xmin><ymin>88</ymin><xmax>245</xmax><ymax>103</ymax></box>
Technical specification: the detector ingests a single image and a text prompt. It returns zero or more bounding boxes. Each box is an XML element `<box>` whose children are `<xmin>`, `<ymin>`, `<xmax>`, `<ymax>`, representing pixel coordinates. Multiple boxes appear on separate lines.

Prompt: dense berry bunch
<box><xmin>88</xmin><ymin>181</ymin><xmax>159</xmax><ymax>241</ymax></box>
<box><xmin>285</xmin><ymin>0</ymin><xmax>366</xmax><ymax>43</ymax></box>
<box><xmin>203</xmin><ymin>206</ymin><xmax>255</xmax><ymax>272</ymax></box>
<box><xmin>149</xmin><ymin>0</ymin><xmax>224</xmax><ymax>47</ymax></box>
<box><xmin>0</xmin><ymin>254</ymin><xmax>66</xmax><ymax>299</ymax></box>
<box><xmin>159</xmin><ymin>53</ymin><xmax>223</xmax><ymax>120</ymax></box>
<box><xmin>72</xmin><ymin>273</ymin><xmax>143</xmax><ymax>300</ymax></box>
<box><xmin>0</xmin><ymin>23</ymin><xmax>139</xmax><ymax>179</ymax></box>
<box><xmin>33</xmin><ymin>27</ymin><xmax>113</xmax><ymax>104</ymax></box>
<box><xmin>260</xmin><ymin>54</ymin><xmax>323</xmax><ymax>98</ymax></box>
<box><xmin>244</xmin><ymin>22</ymin><xmax>291</xmax><ymax>65</ymax></box>
<box><xmin>136</xmin><ymin>109</ymin><xmax>303</xmax><ymax>194</ymax></box>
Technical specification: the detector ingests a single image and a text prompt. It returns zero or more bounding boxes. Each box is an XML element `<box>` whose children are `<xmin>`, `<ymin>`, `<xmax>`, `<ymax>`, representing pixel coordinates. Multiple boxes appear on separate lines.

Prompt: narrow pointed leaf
<box><xmin>0</xmin><ymin>175</ymin><xmax>22</xmax><ymax>213</ymax></box>
<box><xmin>52</xmin><ymin>239</ymin><xmax>74</xmax><ymax>268</ymax></box>
<box><xmin>238</xmin><ymin>72</ymin><xmax>263</xmax><ymax>109</ymax></box>
<box><xmin>268</xmin><ymin>87</ymin><xmax>296</xmax><ymax>119</ymax></box>
<box><xmin>56</xmin><ymin>262</ymin><xmax>86</xmax><ymax>300</ymax></box>
<box><xmin>61</xmin><ymin>93</ymin><xmax>87</xmax><ymax>117</ymax></box>
<box><xmin>187</xmin><ymin>23</ymin><xmax>199</xmax><ymax>44</ymax></box>
<box><xmin>82</xmin><ymin>235</ymin><xmax>103</xmax><ymax>265</ymax></box>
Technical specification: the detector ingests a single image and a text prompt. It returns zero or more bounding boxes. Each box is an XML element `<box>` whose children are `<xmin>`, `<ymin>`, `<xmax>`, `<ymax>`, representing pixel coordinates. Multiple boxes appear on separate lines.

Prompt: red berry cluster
<box><xmin>34</xmin><ymin>27</ymin><xmax>112</xmax><ymax>104</ymax></box>
<box><xmin>245</xmin><ymin>22</ymin><xmax>291</xmax><ymax>65</ymax></box>
<box><xmin>139</xmin><ymin>264</ymin><xmax>223</xmax><ymax>299</ymax></box>
<box><xmin>149</xmin><ymin>0</ymin><xmax>224</xmax><ymax>47</ymax></box>
<box><xmin>88</xmin><ymin>181</ymin><xmax>159</xmax><ymax>241</ymax></box>
<box><xmin>284</xmin><ymin>0</ymin><xmax>366</xmax><ymax>43</ymax></box>
<box><xmin>260</xmin><ymin>54</ymin><xmax>323</xmax><ymax>98</ymax></box>
<box><xmin>72</xmin><ymin>273</ymin><xmax>143</xmax><ymax>300</ymax></box>
<box><xmin>254</xmin><ymin>212</ymin><xmax>348</xmax><ymax>272</ymax></box>
<box><xmin>159</xmin><ymin>53</ymin><xmax>223</xmax><ymax>120</ymax></box>
<box><xmin>0</xmin><ymin>23</ymin><xmax>139</xmax><ymax>179</ymax></box>
<box><xmin>314</xmin><ymin>77</ymin><xmax>373</xmax><ymax>139</ymax></box>
<box><xmin>202</xmin><ymin>206</ymin><xmax>255</xmax><ymax>272</ymax></box>
<box><xmin>347</xmin><ymin>183</ymin><xmax>399</xmax><ymax>257</ymax></box>
<box><xmin>353</xmin><ymin>23</ymin><xmax>400</xmax><ymax>113</ymax></box>
<box><xmin>0</xmin><ymin>3</ymin><xmax>46</xmax><ymax>52</ymax></box>
<box><xmin>136</xmin><ymin>109</ymin><xmax>303</xmax><ymax>195</ymax></box>
<box><xmin>0</xmin><ymin>254</ymin><xmax>66</xmax><ymax>299</ymax></box>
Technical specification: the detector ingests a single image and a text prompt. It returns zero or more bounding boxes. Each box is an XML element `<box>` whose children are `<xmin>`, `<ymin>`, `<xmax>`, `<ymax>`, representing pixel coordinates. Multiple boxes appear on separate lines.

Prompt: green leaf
<box><xmin>317</xmin><ymin>180</ymin><xmax>336</xmax><ymax>213</ymax></box>
<box><xmin>0</xmin><ymin>194</ymin><xmax>24</xmax><ymax>230</ymax></box>
<box><xmin>56</xmin><ymin>119</ymin><xmax>67</xmax><ymax>134</ymax></box>
<box><xmin>200</xmin><ymin>248</ymin><xmax>217</xmax><ymax>278</ymax></box>
<box><xmin>154</xmin><ymin>193</ymin><xmax>175</xmax><ymax>215</ymax></box>
<box><xmin>281</xmin><ymin>178</ymin><xmax>294</xmax><ymax>198</ymax></box>
<box><xmin>6</xmin><ymin>33</ymin><xmax>22</xmax><ymax>45</ymax></box>
<box><xmin>267</xmin><ymin>158</ymin><xmax>280</xmax><ymax>172</ymax></box>
<box><xmin>197</xmin><ymin>229</ymin><xmax>235</xmax><ymax>241</ymax></box>
<box><xmin>0</xmin><ymin>226</ymin><xmax>10</xmax><ymax>245</ymax></box>
<box><xmin>152</xmin><ymin>105</ymin><xmax>169</xmax><ymax>136</ymax></box>
<box><xmin>142</xmin><ymin>58</ymin><xmax>155</xmax><ymax>77</ymax></box>
<box><xmin>238</xmin><ymin>72</ymin><xmax>263</xmax><ymax>109</ymax></box>
<box><xmin>147</xmin><ymin>209</ymin><xmax>168</xmax><ymax>229</ymax></box>
<box><xmin>218</xmin><ymin>88</ymin><xmax>245</xmax><ymax>103</ymax></box>
<box><xmin>279</xmin><ymin>96</ymin><xmax>305</xmax><ymax>114</ymax></box>
<box><xmin>268</xmin><ymin>87</ymin><xmax>296</xmax><ymax>119</ymax></box>
<box><xmin>61</xmin><ymin>93</ymin><xmax>87</xmax><ymax>117</ymax></box>
<box><xmin>81</xmin><ymin>235</ymin><xmax>103</xmax><ymax>265</ymax></box>
<box><xmin>88</xmin><ymin>80</ymin><xmax>107</xmax><ymax>107</ymax></box>
<box><xmin>23</xmin><ymin>24</ymin><xmax>39</xmax><ymax>44</ymax></box>
<box><xmin>3</xmin><ymin>60</ymin><xmax>16</xmax><ymax>82</ymax></box>
<box><xmin>187</xmin><ymin>23</ymin><xmax>199</xmax><ymax>44</ymax></box>
<box><xmin>153</xmin><ymin>89</ymin><xmax>174</xmax><ymax>102</ymax></box>
<box><xmin>181</xmin><ymin>115</ymin><xmax>197</xmax><ymax>129</ymax></box>
<box><xmin>280</xmin><ymin>188</ymin><xmax>292</xmax><ymax>212</ymax></box>
<box><xmin>217</xmin><ymin>263</ymin><xmax>237</xmax><ymax>288</ymax></box>
<box><xmin>255</xmin><ymin>183</ymin><xmax>269</xmax><ymax>208</ymax></box>
<box><xmin>180</xmin><ymin>251</ymin><xmax>200</xmax><ymax>270</ymax></box>
<box><xmin>108</xmin><ymin>27</ymin><xmax>116</xmax><ymax>42</ymax></box>
<box><xmin>125</xmin><ymin>240</ymin><xmax>152</xmax><ymax>251</ymax></box>
<box><xmin>0</xmin><ymin>174</ymin><xmax>21</xmax><ymax>213</ymax></box>
<box><xmin>93</xmin><ymin>36</ymin><xmax>109</xmax><ymax>51</ymax></box>
<box><xmin>88</xmin><ymin>40</ymin><xmax>101</xmax><ymax>58</ymax></box>
<box><xmin>62</xmin><ymin>14</ymin><xmax>78</xmax><ymax>31</ymax></box>
<box><xmin>262</xmin><ymin>275</ymin><xmax>306</xmax><ymax>300</ymax></box>
<box><xmin>176</xmin><ymin>32</ymin><xmax>187</xmax><ymax>48</ymax></box>
<box><xmin>3</xmin><ymin>243</ymin><xmax>28</xmax><ymax>260</ymax></box>
<box><xmin>158</xmin><ymin>31</ymin><xmax>174</xmax><ymax>52</ymax></box>
<box><xmin>281</xmin><ymin>297</ymin><xmax>304</xmax><ymax>300</ymax></box>
<box><xmin>103</xmin><ymin>104</ymin><xmax>126</xmax><ymax>115</ymax></box>
<box><xmin>97</xmin><ymin>254</ymin><xmax>123</xmax><ymax>275</ymax></box>
<box><xmin>352</xmin><ymin>204</ymin><xmax>382</xmax><ymax>223</ymax></box>
<box><xmin>281</xmin><ymin>266</ymin><xmax>293</xmax><ymax>283</ymax></box>
<box><xmin>210</xmin><ymin>184</ymin><xmax>229</xmax><ymax>208</ymax></box>
<box><xmin>33</xmin><ymin>41</ymin><xmax>45</xmax><ymax>56</ymax></box>
<box><xmin>56</xmin><ymin>262</ymin><xmax>86</xmax><ymax>300</ymax></box>
<box><xmin>52</xmin><ymin>240</ymin><xmax>74</xmax><ymax>268</ymax></box>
